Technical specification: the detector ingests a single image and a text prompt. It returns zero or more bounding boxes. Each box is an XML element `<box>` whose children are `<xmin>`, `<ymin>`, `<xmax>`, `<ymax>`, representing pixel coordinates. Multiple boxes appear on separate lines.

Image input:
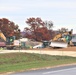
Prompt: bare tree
<box><xmin>44</xmin><ymin>20</ymin><xmax>53</xmax><ymax>30</ymax></box>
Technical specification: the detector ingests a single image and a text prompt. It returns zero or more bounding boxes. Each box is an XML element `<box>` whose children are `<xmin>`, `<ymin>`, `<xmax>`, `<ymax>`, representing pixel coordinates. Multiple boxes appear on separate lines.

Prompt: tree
<box><xmin>58</xmin><ymin>28</ymin><xmax>68</xmax><ymax>33</ymax></box>
<box><xmin>24</xmin><ymin>17</ymin><xmax>54</xmax><ymax>41</ymax></box>
<box><xmin>0</xmin><ymin>18</ymin><xmax>21</xmax><ymax>39</ymax></box>
<box><xmin>44</xmin><ymin>20</ymin><xmax>53</xmax><ymax>30</ymax></box>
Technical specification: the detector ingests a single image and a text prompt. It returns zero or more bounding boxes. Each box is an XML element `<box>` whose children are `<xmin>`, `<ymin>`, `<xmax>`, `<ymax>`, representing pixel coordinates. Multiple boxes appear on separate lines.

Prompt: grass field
<box><xmin>0</xmin><ymin>53</ymin><xmax>76</xmax><ymax>74</ymax></box>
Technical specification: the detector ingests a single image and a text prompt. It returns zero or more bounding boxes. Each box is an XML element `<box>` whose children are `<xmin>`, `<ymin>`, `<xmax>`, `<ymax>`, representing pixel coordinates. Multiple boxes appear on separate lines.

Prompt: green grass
<box><xmin>0</xmin><ymin>53</ymin><xmax>76</xmax><ymax>73</ymax></box>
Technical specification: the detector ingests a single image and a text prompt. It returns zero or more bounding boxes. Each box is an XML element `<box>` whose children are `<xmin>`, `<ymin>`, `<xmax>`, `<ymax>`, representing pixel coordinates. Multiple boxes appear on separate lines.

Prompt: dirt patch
<box><xmin>32</xmin><ymin>46</ymin><xmax>76</xmax><ymax>51</ymax></box>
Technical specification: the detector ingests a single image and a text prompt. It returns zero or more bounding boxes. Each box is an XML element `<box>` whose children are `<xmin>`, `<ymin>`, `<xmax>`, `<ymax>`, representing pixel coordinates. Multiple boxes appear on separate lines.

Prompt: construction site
<box><xmin>0</xmin><ymin>28</ymin><xmax>76</xmax><ymax>49</ymax></box>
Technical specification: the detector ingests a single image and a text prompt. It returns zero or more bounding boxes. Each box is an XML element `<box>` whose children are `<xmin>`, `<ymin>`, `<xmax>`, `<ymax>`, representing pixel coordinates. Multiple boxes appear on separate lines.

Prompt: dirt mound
<box><xmin>61</xmin><ymin>47</ymin><xmax>76</xmax><ymax>51</ymax></box>
<box><xmin>37</xmin><ymin>46</ymin><xmax>76</xmax><ymax>51</ymax></box>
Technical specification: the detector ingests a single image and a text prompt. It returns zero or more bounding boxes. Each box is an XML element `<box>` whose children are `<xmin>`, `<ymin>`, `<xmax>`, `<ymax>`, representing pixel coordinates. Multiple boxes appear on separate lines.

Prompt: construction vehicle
<box><xmin>0</xmin><ymin>30</ymin><xmax>6</xmax><ymax>41</ymax></box>
<box><xmin>0</xmin><ymin>30</ymin><xmax>20</xmax><ymax>49</ymax></box>
<box><xmin>50</xmin><ymin>29</ymin><xmax>73</xmax><ymax>48</ymax></box>
<box><xmin>33</xmin><ymin>41</ymin><xmax>50</xmax><ymax>49</ymax></box>
<box><xmin>6</xmin><ymin>36</ymin><xmax>16</xmax><ymax>49</ymax></box>
<box><xmin>71</xmin><ymin>35</ymin><xmax>76</xmax><ymax>46</ymax></box>
<box><xmin>0</xmin><ymin>31</ymin><xmax>6</xmax><ymax>47</ymax></box>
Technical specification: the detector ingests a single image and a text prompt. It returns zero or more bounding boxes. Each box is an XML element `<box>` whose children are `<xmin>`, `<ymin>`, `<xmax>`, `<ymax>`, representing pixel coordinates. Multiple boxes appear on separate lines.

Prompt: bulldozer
<box><xmin>50</xmin><ymin>29</ymin><xmax>73</xmax><ymax>48</ymax></box>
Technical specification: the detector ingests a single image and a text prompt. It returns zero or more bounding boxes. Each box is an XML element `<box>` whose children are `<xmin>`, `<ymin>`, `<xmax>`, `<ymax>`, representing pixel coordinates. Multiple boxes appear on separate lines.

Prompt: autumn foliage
<box><xmin>0</xmin><ymin>18</ymin><xmax>21</xmax><ymax>39</ymax></box>
<box><xmin>24</xmin><ymin>17</ymin><xmax>54</xmax><ymax>41</ymax></box>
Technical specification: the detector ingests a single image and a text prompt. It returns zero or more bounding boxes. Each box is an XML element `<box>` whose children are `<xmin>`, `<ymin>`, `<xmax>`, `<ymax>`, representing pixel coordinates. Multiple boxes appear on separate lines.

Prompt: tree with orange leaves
<box><xmin>0</xmin><ymin>18</ymin><xmax>21</xmax><ymax>39</ymax></box>
<box><xmin>24</xmin><ymin>17</ymin><xmax>54</xmax><ymax>41</ymax></box>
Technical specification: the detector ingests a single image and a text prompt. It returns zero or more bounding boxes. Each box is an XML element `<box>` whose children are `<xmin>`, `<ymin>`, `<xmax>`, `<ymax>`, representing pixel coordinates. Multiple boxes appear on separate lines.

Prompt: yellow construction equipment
<box><xmin>0</xmin><ymin>30</ymin><xmax>6</xmax><ymax>41</ymax></box>
<box><xmin>50</xmin><ymin>29</ymin><xmax>73</xmax><ymax>48</ymax></box>
<box><xmin>0</xmin><ymin>30</ymin><xmax>19</xmax><ymax>49</ymax></box>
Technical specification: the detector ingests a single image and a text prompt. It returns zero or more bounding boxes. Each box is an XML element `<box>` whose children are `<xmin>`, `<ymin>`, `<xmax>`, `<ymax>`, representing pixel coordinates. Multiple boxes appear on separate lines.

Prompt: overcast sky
<box><xmin>0</xmin><ymin>0</ymin><xmax>76</xmax><ymax>33</ymax></box>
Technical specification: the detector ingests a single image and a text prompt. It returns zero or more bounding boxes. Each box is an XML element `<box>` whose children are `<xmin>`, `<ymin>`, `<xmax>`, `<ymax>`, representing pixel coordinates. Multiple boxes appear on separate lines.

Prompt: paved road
<box><xmin>10</xmin><ymin>65</ymin><xmax>76</xmax><ymax>75</ymax></box>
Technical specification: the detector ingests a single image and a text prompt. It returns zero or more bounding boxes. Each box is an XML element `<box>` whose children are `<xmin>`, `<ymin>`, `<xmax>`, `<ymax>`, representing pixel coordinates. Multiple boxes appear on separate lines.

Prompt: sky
<box><xmin>0</xmin><ymin>0</ymin><xmax>76</xmax><ymax>33</ymax></box>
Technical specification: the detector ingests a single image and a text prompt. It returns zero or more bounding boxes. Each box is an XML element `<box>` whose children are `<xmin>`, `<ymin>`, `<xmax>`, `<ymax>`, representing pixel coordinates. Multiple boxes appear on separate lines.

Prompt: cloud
<box><xmin>0</xmin><ymin>6</ymin><xmax>22</xmax><ymax>12</ymax></box>
<box><xmin>0</xmin><ymin>0</ymin><xmax>76</xmax><ymax>13</ymax></box>
<box><xmin>22</xmin><ymin>1</ymin><xmax>76</xmax><ymax>9</ymax></box>
<box><xmin>0</xmin><ymin>0</ymin><xmax>76</xmax><ymax>33</ymax></box>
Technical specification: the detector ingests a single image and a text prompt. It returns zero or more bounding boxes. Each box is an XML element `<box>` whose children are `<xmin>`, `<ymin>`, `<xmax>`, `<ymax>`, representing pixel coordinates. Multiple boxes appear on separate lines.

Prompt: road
<box><xmin>10</xmin><ymin>65</ymin><xmax>76</xmax><ymax>75</ymax></box>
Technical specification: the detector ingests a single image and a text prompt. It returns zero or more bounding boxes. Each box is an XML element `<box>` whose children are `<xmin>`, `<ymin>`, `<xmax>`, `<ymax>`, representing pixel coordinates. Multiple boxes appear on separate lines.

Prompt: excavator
<box><xmin>50</xmin><ymin>29</ymin><xmax>73</xmax><ymax>48</ymax></box>
<box><xmin>0</xmin><ymin>30</ymin><xmax>6</xmax><ymax>47</ymax></box>
<box><xmin>0</xmin><ymin>31</ymin><xmax>18</xmax><ymax>49</ymax></box>
<box><xmin>0</xmin><ymin>30</ymin><xmax>6</xmax><ymax>41</ymax></box>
